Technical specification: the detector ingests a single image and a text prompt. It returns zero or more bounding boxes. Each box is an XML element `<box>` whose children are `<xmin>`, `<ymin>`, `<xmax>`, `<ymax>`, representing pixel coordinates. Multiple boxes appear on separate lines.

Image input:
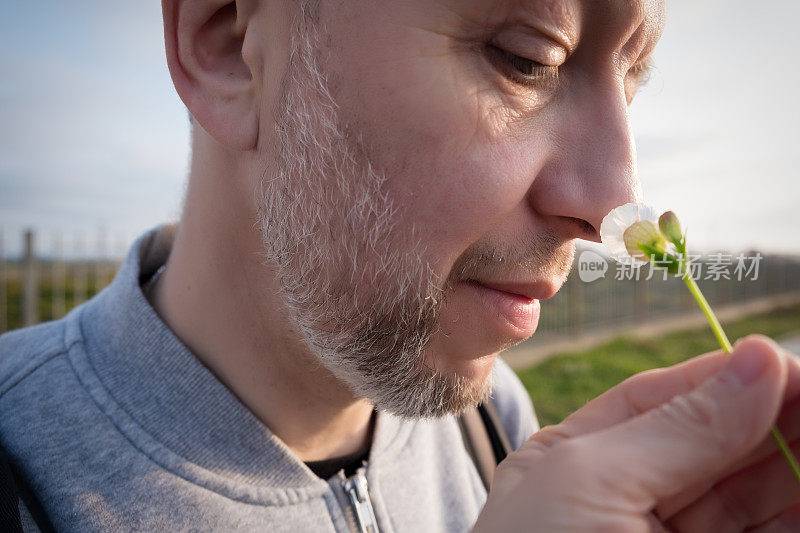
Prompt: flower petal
<box><xmin>623</xmin><ymin>220</ymin><xmax>666</xmax><ymax>261</ymax></box>
<box><xmin>600</xmin><ymin>202</ymin><xmax>661</xmax><ymax>261</ymax></box>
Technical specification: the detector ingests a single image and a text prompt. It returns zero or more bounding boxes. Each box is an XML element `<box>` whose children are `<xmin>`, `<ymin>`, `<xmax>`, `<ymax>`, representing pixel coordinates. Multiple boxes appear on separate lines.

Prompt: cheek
<box><xmin>380</xmin><ymin>102</ymin><xmax>549</xmax><ymax>277</ymax></box>
<box><xmin>328</xmin><ymin>28</ymin><xmax>548</xmax><ymax>271</ymax></box>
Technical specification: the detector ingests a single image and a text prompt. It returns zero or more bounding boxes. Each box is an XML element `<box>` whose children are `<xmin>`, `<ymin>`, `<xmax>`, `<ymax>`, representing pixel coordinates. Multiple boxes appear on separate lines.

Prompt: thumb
<box><xmin>574</xmin><ymin>336</ymin><xmax>787</xmax><ymax>511</ymax></box>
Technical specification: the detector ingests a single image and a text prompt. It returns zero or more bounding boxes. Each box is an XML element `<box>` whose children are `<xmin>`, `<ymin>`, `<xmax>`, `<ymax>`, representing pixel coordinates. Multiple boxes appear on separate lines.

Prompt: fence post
<box><xmin>53</xmin><ymin>233</ymin><xmax>65</xmax><ymax>319</ymax></box>
<box><xmin>73</xmin><ymin>233</ymin><xmax>87</xmax><ymax>306</ymax></box>
<box><xmin>634</xmin><ymin>275</ymin><xmax>647</xmax><ymax>319</ymax></box>
<box><xmin>23</xmin><ymin>229</ymin><xmax>38</xmax><ymax>326</ymax></box>
<box><xmin>568</xmin><ymin>277</ymin><xmax>583</xmax><ymax>336</ymax></box>
<box><xmin>0</xmin><ymin>229</ymin><xmax>6</xmax><ymax>333</ymax></box>
<box><xmin>95</xmin><ymin>227</ymin><xmax>108</xmax><ymax>290</ymax></box>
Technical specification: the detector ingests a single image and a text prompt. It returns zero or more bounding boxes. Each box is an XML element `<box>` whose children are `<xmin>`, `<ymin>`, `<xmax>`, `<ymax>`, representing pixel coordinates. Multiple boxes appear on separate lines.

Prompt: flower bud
<box><xmin>623</xmin><ymin>220</ymin><xmax>666</xmax><ymax>262</ymax></box>
<box><xmin>658</xmin><ymin>211</ymin><xmax>683</xmax><ymax>247</ymax></box>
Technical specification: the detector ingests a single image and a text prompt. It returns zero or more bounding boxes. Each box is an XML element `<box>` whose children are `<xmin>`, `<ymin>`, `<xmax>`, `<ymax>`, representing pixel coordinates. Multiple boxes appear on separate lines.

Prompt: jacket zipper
<box><xmin>342</xmin><ymin>468</ymin><xmax>379</xmax><ymax>533</ymax></box>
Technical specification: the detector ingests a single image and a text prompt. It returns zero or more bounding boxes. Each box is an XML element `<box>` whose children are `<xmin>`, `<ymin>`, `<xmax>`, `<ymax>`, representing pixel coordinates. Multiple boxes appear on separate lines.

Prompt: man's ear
<box><xmin>162</xmin><ymin>0</ymin><xmax>260</xmax><ymax>150</ymax></box>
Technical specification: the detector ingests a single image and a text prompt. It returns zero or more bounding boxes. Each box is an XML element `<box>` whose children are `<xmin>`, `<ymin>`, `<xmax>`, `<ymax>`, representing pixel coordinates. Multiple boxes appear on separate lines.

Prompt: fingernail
<box><xmin>724</xmin><ymin>341</ymin><xmax>771</xmax><ymax>386</ymax></box>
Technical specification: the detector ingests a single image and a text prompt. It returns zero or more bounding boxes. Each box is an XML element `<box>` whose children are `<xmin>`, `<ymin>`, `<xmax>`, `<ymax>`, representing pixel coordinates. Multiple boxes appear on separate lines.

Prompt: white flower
<box><xmin>599</xmin><ymin>202</ymin><xmax>661</xmax><ymax>262</ymax></box>
<box><xmin>622</xmin><ymin>220</ymin><xmax>666</xmax><ymax>261</ymax></box>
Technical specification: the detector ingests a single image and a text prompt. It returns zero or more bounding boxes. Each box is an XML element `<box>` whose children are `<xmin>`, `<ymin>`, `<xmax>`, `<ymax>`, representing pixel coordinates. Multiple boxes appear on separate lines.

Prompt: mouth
<box><xmin>460</xmin><ymin>278</ymin><xmax>558</xmax><ymax>339</ymax></box>
<box><xmin>467</xmin><ymin>279</ymin><xmax>560</xmax><ymax>302</ymax></box>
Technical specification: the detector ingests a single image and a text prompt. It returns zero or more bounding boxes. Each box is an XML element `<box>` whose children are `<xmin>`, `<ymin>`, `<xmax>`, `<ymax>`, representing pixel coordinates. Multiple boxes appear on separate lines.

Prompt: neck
<box><xmin>146</xmin><ymin>130</ymin><xmax>375</xmax><ymax>461</ymax></box>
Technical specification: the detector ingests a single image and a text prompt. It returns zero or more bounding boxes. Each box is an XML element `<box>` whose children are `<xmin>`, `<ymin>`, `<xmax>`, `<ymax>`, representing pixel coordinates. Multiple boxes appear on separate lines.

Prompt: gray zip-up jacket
<box><xmin>0</xmin><ymin>224</ymin><xmax>538</xmax><ymax>532</ymax></box>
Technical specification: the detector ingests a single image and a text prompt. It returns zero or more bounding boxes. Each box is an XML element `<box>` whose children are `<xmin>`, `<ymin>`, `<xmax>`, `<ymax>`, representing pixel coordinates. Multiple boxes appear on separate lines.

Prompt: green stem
<box><xmin>682</xmin><ymin>274</ymin><xmax>800</xmax><ymax>486</ymax></box>
<box><xmin>682</xmin><ymin>276</ymin><xmax>732</xmax><ymax>353</ymax></box>
<box><xmin>771</xmin><ymin>426</ymin><xmax>800</xmax><ymax>484</ymax></box>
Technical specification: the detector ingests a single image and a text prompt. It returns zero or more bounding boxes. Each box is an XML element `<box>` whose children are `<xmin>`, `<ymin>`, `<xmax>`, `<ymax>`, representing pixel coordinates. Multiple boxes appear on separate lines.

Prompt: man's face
<box><xmin>254</xmin><ymin>0</ymin><xmax>664</xmax><ymax>417</ymax></box>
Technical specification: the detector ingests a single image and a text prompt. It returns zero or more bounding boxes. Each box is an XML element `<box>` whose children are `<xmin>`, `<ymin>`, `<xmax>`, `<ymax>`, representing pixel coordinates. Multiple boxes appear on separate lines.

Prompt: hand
<box><xmin>473</xmin><ymin>335</ymin><xmax>800</xmax><ymax>532</ymax></box>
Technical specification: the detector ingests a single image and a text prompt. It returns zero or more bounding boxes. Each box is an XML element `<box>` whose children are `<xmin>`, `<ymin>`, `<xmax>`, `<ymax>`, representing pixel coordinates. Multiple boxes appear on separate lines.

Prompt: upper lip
<box><xmin>470</xmin><ymin>279</ymin><xmax>561</xmax><ymax>301</ymax></box>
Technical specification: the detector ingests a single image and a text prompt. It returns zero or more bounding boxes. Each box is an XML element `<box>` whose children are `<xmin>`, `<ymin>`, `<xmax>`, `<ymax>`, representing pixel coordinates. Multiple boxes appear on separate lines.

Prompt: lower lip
<box><xmin>462</xmin><ymin>281</ymin><xmax>541</xmax><ymax>337</ymax></box>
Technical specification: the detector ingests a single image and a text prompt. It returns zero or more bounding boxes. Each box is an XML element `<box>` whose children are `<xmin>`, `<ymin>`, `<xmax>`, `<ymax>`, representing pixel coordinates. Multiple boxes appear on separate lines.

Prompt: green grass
<box><xmin>515</xmin><ymin>303</ymin><xmax>800</xmax><ymax>427</ymax></box>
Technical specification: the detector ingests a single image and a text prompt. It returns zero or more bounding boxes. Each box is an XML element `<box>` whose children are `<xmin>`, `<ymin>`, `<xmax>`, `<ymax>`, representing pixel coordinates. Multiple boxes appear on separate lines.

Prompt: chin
<box><xmin>425</xmin><ymin>347</ymin><xmax>500</xmax><ymax>384</ymax></box>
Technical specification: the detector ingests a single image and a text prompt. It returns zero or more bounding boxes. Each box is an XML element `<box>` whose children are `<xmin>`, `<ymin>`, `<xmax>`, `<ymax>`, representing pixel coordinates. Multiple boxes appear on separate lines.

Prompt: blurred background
<box><xmin>2</xmin><ymin>1</ymin><xmax>799</xmax><ymax>423</ymax></box>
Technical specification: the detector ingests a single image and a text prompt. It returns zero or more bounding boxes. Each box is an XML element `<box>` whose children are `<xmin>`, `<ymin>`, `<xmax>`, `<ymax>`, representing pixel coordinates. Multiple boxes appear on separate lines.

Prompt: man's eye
<box><xmin>487</xmin><ymin>45</ymin><xmax>559</xmax><ymax>85</ymax></box>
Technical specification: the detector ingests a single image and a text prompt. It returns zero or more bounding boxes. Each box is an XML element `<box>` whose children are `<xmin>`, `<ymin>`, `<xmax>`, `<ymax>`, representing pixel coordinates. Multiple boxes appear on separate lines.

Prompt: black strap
<box><xmin>477</xmin><ymin>400</ymin><xmax>512</xmax><ymax>464</ymax></box>
<box><xmin>457</xmin><ymin>397</ymin><xmax>512</xmax><ymax>492</ymax></box>
<box><xmin>0</xmin><ymin>443</ymin><xmax>54</xmax><ymax>533</ymax></box>
<box><xmin>0</xmin><ymin>445</ymin><xmax>23</xmax><ymax>533</ymax></box>
<box><xmin>9</xmin><ymin>464</ymin><xmax>54</xmax><ymax>532</ymax></box>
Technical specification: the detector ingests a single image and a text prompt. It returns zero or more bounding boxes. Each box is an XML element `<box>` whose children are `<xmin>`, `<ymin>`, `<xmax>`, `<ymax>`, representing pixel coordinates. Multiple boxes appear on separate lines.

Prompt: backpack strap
<box><xmin>457</xmin><ymin>397</ymin><xmax>512</xmax><ymax>492</ymax></box>
<box><xmin>0</xmin><ymin>444</ymin><xmax>23</xmax><ymax>533</ymax></box>
<box><xmin>0</xmin><ymin>443</ymin><xmax>53</xmax><ymax>533</ymax></box>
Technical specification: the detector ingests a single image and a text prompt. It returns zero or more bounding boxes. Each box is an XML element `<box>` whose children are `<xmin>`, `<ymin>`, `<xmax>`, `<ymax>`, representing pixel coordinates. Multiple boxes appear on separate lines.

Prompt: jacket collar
<box><xmin>75</xmin><ymin>223</ymin><xmax>414</xmax><ymax>496</ymax></box>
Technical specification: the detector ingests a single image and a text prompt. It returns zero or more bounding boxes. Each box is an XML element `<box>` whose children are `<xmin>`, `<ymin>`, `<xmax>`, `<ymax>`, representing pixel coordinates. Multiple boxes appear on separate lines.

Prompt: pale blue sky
<box><xmin>1</xmin><ymin>1</ymin><xmax>798</xmax><ymax>258</ymax></box>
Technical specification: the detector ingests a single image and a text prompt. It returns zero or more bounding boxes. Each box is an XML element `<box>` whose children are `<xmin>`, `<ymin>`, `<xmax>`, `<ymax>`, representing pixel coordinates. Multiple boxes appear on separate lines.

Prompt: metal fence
<box><xmin>2</xmin><ymin>229</ymin><xmax>800</xmax><ymax>337</ymax></box>
<box><xmin>533</xmin><ymin>250</ymin><xmax>800</xmax><ymax>341</ymax></box>
<box><xmin>0</xmin><ymin>229</ymin><xmax>125</xmax><ymax>333</ymax></box>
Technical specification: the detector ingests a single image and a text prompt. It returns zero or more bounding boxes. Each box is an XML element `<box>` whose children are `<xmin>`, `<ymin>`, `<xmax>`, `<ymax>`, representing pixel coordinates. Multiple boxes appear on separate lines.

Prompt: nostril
<box><xmin>568</xmin><ymin>217</ymin><xmax>599</xmax><ymax>241</ymax></box>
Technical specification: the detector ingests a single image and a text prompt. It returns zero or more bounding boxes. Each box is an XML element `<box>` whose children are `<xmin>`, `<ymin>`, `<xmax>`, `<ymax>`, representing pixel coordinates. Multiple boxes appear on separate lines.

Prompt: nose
<box><xmin>526</xmin><ymin>80</ymin><xmax>642</xmax><ymax>243</ymax></box>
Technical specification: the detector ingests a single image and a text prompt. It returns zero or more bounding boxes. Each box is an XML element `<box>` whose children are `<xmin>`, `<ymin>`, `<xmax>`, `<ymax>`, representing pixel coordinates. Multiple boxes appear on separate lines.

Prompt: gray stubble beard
<box><xmin>255</xmin><ymin>16</ymin><xmax>493</xmax><ymax>419</ymax></box>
